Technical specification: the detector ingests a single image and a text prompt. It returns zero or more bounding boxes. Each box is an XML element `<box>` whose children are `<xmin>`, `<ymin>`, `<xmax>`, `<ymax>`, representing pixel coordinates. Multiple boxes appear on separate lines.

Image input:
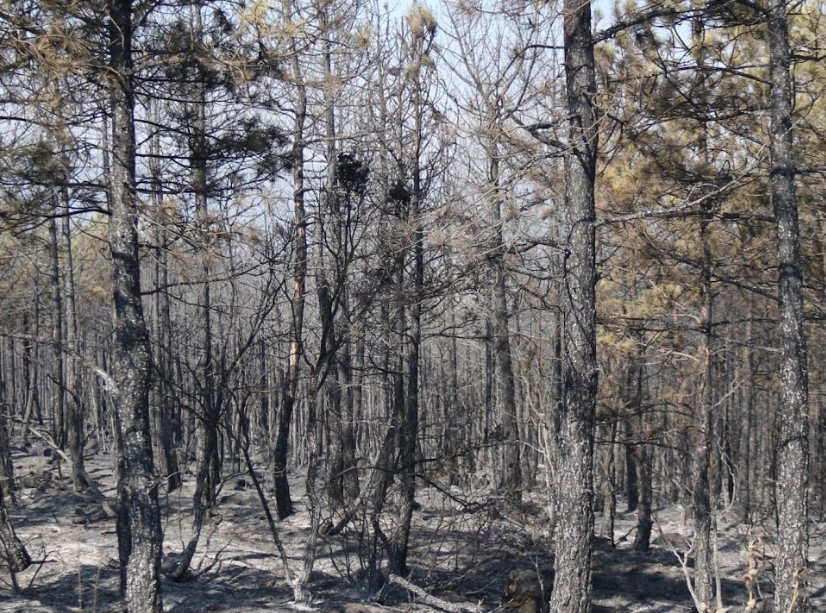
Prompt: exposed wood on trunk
<box><xmin>273</xmin><ymin>0</ymin><xmax>308</xmax><ymax>522</ymax></box>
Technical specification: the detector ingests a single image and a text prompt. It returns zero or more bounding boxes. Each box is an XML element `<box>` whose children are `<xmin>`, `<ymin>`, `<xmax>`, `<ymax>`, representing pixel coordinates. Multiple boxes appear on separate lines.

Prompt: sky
<box><xmin>392</xmin><ymin>0</ymin><xmax>617</xmax><ymax>29</ymax></box>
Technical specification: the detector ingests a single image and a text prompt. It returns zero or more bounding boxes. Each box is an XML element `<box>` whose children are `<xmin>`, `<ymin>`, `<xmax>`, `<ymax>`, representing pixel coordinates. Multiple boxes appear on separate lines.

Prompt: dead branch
<box><xmin>388</xmin><ymin>573</ymin><xmax>479</xmax><ymax>613</ymax></box>
<box><xmin>11</xmin><ymin>420</ymin><xmax>110</xmax><ymax>506</ymax></box>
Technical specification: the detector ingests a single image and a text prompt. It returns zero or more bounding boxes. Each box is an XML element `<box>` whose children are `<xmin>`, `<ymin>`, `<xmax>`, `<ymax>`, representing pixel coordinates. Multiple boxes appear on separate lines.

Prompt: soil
<box><xmin>2</xmin><ymin>442</ymin><xmax>824</xmax><ymax>612</ymax></box>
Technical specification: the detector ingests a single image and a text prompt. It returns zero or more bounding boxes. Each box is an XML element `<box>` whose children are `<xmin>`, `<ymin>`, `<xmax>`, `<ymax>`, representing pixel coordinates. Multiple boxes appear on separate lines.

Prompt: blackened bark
<box><xmin>322</xmin><ymin>37</ymin><xmax>361</xmax><ymax>514</ymax></box>
<box><xmin>388</xmin><ymin>167</ymin><xmax>422</xmax><ymax>576</ymax></box>
<box><xmin>632</xmin><ymin>442</ymin><xmax>653</xmax><ymax>551</ymax></box>
<box><xmin>157</xmin><ymin>271</ymin><xmax>181</xmax><ymax>493</ymax></box>
<box><xmin>339</xmin><ymin>344</ymin><xmax>359</xmax><ymax>504</ymax></box>
<box><xmin>385</xmin><ymin>314</ymin><xmax>419</xmax><ymax>575</ymax></box>
<box><xmin>689</xmin><ymin>14</ymin><xmax>718</xmax><ymax>602</ymax></box>
<box><xmin>390</xmin><ymin>94</ymin><xmax>426</xmax><ymax>583</ymax></box>
<box><xmin>149</xmin><ymin>111</ymin><xmax>181</xmax><ymax>492</ymax></box>
<box><xmin>274</xmin><ymin>33</ymin><xmax>308</xmax><ymax>520</ymax></box>
<box><xmin>737</xmin><ymin>306</ymin><xmax>755</xmax><ymax>521</ymax></box>
<box><xmin>624</xmin><ymin>417</ymin><xmax>638</xmax><ymax>512</ymax></box>
<box><xmin>61</xmin><ymin>183</ymin><xmax>87</xmax><ymax>493</ymax></box>
<box><xmin>48</xmin><ymin>217</ymin><xmax>65</xmax><ymax>448</ymax></box>
<box><xmin>489</xmin><ymin>152</ymin><xmax>521</xmax><ymax>500</ymax></box>
<box><xmin>187</xmin><ymin>4</ymin><xmax>220</xmax><ymax>515</ymax></box>
<box><xmin>0</xmin><ymin>481</ymin><xmax>30</xmax><ymax>574</ymax></box>
<box><xmin>768</xmin><ymin>1</ymin><xmax>810</xmax><ymax>610</ymax></box>
<box><xmin>484</xmin><ymin>319</ymin><xmax>495</xmax><ymax>471</ymax></box>
<box><xmin>0</xmin><ymin>412</ymin><xmax>14</xmax><ymax>503</ymax></box>
<box><xmin>363</xmin><ymin>294</ymin><xmax>402</xmax><ymax>583</ymax></box>
<box><xmin>386</xmin><ymin>269</ymin><xmax>408</xmax><ymax>572</ymax></box>
<box><xmin>273</xmin><ymin>395</ymin><xmax>295</xmax><ymax>518</ymax></box>
<box><xmin>292</xmin><ymin>380</ymin><xmax>321</xmax><ymax>603</ymax></box>
<box><xmin>20</xmin><ymin>311</ymin><xmax>39</xmax><ymax>442</ymax></box>
<box><xmin>622</xmin><ymin>355</ymin><xmax>641</xmax><ymax>517</ymax></box>
<box><xmin>627</xmin><ymin>351</ymin><xmax>652</xmax><ymax>550</ymax></box>
<box><xmin>599</xmin><ymin>417</ymin><xmax>617</xmax><ymax>541</ymax></box>
<box><xmin>692</xmin><ymin>203</ymin><xmax>715</xmax><ymax>610</ymax></box>
<box><xmin>549</xmin><ymin>0</ymin><xmax>598</xmax><ymax>610</ymax></box>
<box><xmin>107</xmin><ymin>1</ymin><xmax>163</xmax><ymax>610</ymax></box>
<box><xmin>392</xmin><ymin>234</ymin><xmax>421</xmax><ymax>575</ymax></box>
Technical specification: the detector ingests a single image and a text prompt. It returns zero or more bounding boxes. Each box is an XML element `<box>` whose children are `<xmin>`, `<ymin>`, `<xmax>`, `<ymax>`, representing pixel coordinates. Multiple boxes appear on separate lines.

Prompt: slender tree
<box><xmin>168</xmin><ymin>2</ymin><xmax>221</xmax><ymax>580</ymax></box>
<box><xmin>147</xmin><ymin>94</ymin><xmax>182</xmax><ymax>493</ymax></box>
<box><xmin>57</xmin><ymin>145</ymin><xmax>87</xmax><ymax>493</ymax></box>
<box><xmin>272</xmin><ymin>0</ymin><xmax>308</xmax><ymax>521</ymax></box>
<box><xmin>768</xmin><ymin>0</ymin><xmax>810</xmax><ymax>609</ymax></box>
<box><xmin>549</xmin><ymin>0</ymin><xmax>599</xmax><ymax>609</ymax></box>
<box><xmin>690</xmin><ymin>15</ymin><xmax>717</xmax><ymax>607</ymax></box>
<box><xmin>106</xmin><ymin>0</ymin><xmax>163</xmax><ymax>608</ymax></box>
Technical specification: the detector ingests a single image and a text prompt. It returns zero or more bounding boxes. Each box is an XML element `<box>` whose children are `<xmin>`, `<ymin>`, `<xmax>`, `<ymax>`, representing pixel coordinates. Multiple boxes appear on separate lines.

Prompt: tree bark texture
<box><xmin>0</xmin><ymin>482</ymin><xmax>30</xmax><ymax>574</ymax></box>
<box><xmin>48</xmin><ymin>217</ymin><xmax>65</xmax><ymax>448</ymax></box>
<box><xmin>60</xmin><ymin>182</ymin><xmax>87</xmax><ymax>493</ymax></box>
<box><xmin>768</xmin><ymin>1</ymin><xmax>810</xmax><ymax>610</ymax></box>
<box><xmin>490</xmin><ymin>152</ymin><xmax>521</xmax><ymax>499</ymax></box>
<box><xmin>107</xmin><ymin>1</ymin><xmax>163</xmax><ymax>610</ymax></box>
<box><xmin>0</xmin><ymin>412</ymin><xmax>14</xmax><ymax>504</ymax></box>
<box><xmin>274</xmin><ymin>9</ymin><xmax>308</xmax><ymax>519</ymax></box>
<box><xmin>149</xmin><ymin>115</ymin><xmax>182</xmax><ymax>492</ymax></box>
<box><xmin>692</xmin><ymin>206</ymin><xmax>715</xmax><ymax>610</ymax></box>
<box><xmin>549</xmin><ymin>0</ymin><xmax>598</xmax><ymax>610</ymax></box>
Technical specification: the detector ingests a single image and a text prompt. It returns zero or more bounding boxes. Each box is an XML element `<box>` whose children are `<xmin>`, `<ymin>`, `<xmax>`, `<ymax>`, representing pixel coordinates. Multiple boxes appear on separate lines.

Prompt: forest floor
<box><xmin>1</xmin><ymin>440</ymin><xmax>825</xmax><ymax>613</ymax></box>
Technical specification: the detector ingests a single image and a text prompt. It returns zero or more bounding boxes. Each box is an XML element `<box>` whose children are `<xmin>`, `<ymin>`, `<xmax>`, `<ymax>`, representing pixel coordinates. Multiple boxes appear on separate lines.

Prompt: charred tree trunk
<box><xmin>599</xmin><ymin>415</ymin><xmax>617</xmax><ymax>541</ymax></box>
<box><xmin>382</xmin><ymin>175</ymin><xmax>416</xmax><ymax>575</ymax></box>
<box><xmin>692</xmin><ymin>197</ymin><xmax>716</xmax><ymax>611</ymax></box>
<box><xmin>107</xmin><ymin>1</ymin><xmax>163</xmax><ymax>609</ymax></box>
<box><xmin>737</xmin><ymin>303</ymin><xmax>756</xmax><ymax>521</ymax></box>
<box><xmin>385</xmin><ymin>10</ymin><xmax>436</xmax><ymax>575</ymax></box>
<box><xmin>549</xmin><ymin>1</ymin><xmax>598</xmax><ymax>610</ymax></box>
<box><xmin>0</xmin><ymin>412</ymin><xmax>15</xmax><ymax>505</ymax></box>
<box><xmin>391</xmin><ymin>224</ymin><xmax>422</xmax><ymax>575</ymax></box>
<box><xmin>171</xmin><ymin>9</ymin><xmax>220</xmax><ymax>580</ymax></box>
<box><xmin>20</xmin><ymin>310</ymin><xmax>40</xmax><ymax>442</ymax></box>
<box><xmin>0</xmin><ymin>481</ymin><xmax>30</xmax><ymax>574</ymax></box>
<box><xmin>362</xmin><ymin>297</ymin><xmax>401</xmax><ymax>588</ymax></box>
<box><xmin>48</xmin><ymin>216</ymin><xmax>65</xmax><ymax>448</ymax></box>
<box><xmin>490</xmin><ymin>151</ymin><xmax>521</xmax><ymax>500</ymax></box>
<box><xmin>192</xmin><ymin>4</ymin><xmax>219</xmax><ymax>513</ymax></box>
<box><xmin>768</xmin><ymin>1</ymin><xmax>810</xmax><ymax>610</ymax></box>
<box><xmin>632</xmin><ymin>441</ymin><xmax>653</xmax><ymax>551</ymax></box>
<box><xmin>624</xmin><ymin>416</ymin><xmax>638</xmax><ymax>513</ymax></box>
<box><xmin>60</xmin><ymin>182</ymin><xmax>87</xmax><ymax>492</ymax></box>
<box><xmin>319</xmin><ymin>34</ymin><xmax>361</xmax><ymax>512</ymax></box>
<box><xmin>148</xmin><ymin>97</ymin><xmax>181</xmax><ymax>493</ymax></box>
<box><xmin>273</xmin><ymin>7</ymin><xmax>308</xmax><ymax>520</ymax></box>
<box><xmin>624</xmin><ymin>348</ymin><xmax>652</xmax><ymax>551</ymax></box>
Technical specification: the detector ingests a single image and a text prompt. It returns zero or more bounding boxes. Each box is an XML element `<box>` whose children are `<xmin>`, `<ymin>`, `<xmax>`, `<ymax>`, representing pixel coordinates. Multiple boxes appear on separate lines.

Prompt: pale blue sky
<box><xmin>392</xmin><ymin>0</ymin><xmax>616</xmax><ymax>30</ymax></box>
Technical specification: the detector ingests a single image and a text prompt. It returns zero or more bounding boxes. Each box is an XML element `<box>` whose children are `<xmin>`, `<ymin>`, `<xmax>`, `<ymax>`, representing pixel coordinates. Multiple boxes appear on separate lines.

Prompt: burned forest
<box><xmin>1</xmin><ymin>1</ymin><xmax>826</xmax><ymax>612</ymax></box>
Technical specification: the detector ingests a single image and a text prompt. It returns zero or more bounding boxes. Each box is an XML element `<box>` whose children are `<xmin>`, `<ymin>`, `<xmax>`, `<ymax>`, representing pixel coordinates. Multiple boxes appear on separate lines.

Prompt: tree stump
<box><xmin>503</xmin><ymin>569</ymin><xmax>544</xmax><ymax>613</ymax></box>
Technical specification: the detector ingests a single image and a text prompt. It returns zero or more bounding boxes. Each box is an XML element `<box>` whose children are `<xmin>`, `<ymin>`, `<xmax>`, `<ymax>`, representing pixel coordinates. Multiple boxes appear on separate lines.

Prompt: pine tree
<box><xmin>549</xmin><ymin>0</ymin><xmax>599</xmax><ymax>609</ymax></box>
